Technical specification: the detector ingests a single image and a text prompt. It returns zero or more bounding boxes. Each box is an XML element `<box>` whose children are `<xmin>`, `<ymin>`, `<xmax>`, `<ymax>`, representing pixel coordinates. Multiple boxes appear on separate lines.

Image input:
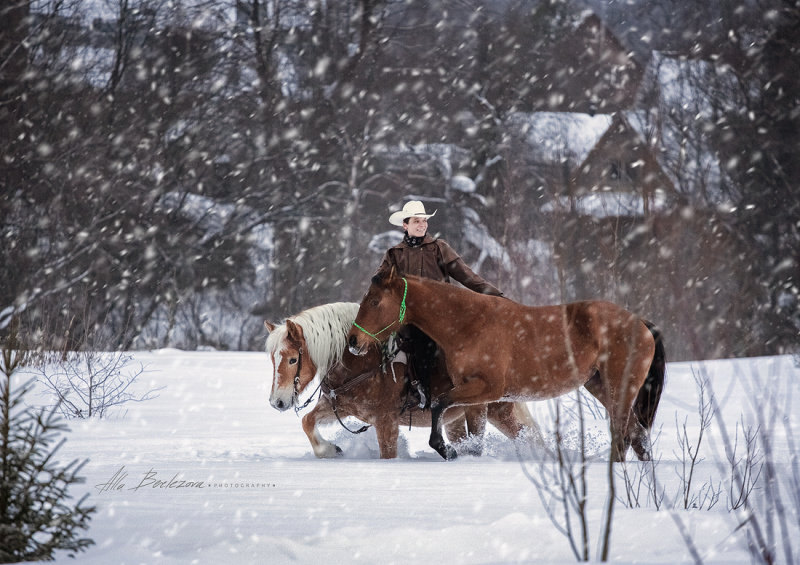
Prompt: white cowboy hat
<box><xmin>388</xmin><ymin>200</ymin><xmax>437</xmax><ymax>226</ymax></box>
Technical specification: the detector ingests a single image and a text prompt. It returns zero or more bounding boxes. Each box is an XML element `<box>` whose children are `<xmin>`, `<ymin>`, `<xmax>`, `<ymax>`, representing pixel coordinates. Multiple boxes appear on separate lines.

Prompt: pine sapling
<box><xmin>1</xmin><ymin>323</ymin><xmax>95</xmax><ymax>562</ymax></box>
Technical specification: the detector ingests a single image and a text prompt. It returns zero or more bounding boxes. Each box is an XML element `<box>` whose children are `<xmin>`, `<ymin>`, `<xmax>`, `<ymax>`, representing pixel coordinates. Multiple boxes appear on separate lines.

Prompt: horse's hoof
<box><xmin>314</xmin><ymin>444</ymin><xmax>343</xmax><ymax>458</ymax></box>
<box><xmin>442</xmin><ymin>445</ymin><xmax>457</xmax><ymax>461</ymax></box>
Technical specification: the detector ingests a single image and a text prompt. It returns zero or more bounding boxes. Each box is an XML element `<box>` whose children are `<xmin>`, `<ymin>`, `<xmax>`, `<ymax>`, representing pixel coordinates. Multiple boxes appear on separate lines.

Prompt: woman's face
<box><xmin>404</xmin><ymin>217</ymin><xmax>428</xmax><ymax>238</ymax></box>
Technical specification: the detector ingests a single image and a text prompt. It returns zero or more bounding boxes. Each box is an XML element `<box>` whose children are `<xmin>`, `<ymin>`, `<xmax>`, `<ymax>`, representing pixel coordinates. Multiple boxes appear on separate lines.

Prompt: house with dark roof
<box><xmin>569</xmin><ymin>112</ymin><xmax>676</xmax><ymax>215</ymax></box>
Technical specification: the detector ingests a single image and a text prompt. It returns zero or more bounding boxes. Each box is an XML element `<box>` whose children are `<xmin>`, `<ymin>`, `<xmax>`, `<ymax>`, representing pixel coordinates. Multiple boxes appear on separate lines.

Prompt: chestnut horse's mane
<box><xmin>265</xmin><ymin>302</ymin><xmax>360</xmax><ymax>378</ymax></box>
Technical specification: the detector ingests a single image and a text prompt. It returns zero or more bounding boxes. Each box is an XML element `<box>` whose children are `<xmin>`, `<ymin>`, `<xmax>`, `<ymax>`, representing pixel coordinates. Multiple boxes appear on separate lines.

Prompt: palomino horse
<box><xmin>348</xmin><ymin>269</ymin><xmax>666</xmax><ymax>462</ymax></box>
<box><xmin>266</xmin><ymin>302</ymin><xmax>541</xmax><ymax>458</ymax></box>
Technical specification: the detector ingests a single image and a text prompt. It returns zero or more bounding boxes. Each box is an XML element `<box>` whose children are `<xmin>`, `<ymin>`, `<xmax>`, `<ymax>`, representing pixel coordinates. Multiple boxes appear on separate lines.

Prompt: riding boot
<box><xmin>410</xmin><ymin>331</ymin><xmax>436</xmax><ymax>410</ymax></box>
<box><xmin>396</xmin><ymin>331</ymin><xmax>421</xmax><ymax>412</ymax></box>
<box><xmin>400</xmin><ymin>371</ymin><xmax>424</xmax><ymax>414</ymax></box>
<box><xmin>400</xmin><ymin>357</ymin><xmax>428</xmax><ymax>412</ymax></box>
<box><xmin>398</xmin><ymin>326</ymin><xmax>436</xmax><ymax>410</ymax></box>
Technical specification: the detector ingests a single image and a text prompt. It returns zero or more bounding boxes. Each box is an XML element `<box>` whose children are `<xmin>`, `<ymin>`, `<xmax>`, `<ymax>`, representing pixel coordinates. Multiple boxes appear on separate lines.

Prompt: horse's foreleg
<box><xmin>374</xmin><ymin>416</ymin><xmax>400</xmax><ymax>459</ymax></box>
<box><xmin>301</xmin><ymin>397</ymin><xmax>343</xmax><ymax>459</ymax></box>
<box><xmin>464</xmin><ymin>405</ymin><xmax>487</xmax><ymax>437</ymax></box>
<box><xmin>429</xmin><ymin>398</ymin><xmax>457</xmax><ymax>460</ymax></box>
<box><xmin>461</xmin><ymin>405</ymin><xmax>487</xmax><ymax>456</ymax></box>
<box><xmin>444</xmin><ymin>411</ymin><xmax>468</xmax><ymax>443</ymax></box>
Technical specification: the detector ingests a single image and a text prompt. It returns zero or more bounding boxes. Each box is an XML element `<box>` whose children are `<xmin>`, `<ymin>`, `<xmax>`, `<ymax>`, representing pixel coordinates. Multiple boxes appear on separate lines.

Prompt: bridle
<box><xmin>352</xmin><ymin>277</ymin><xmax>408</xmax><ymax>342</ymax></box>
<box><xmin>289</xmin><ymin>330</ymin><xmax>403</xmax><ymax>436</ymax></box>
<box><xmin>291</xmin><ymin>347</ymin><xmax>303</xmax><ymax>392</ymax></box>
<box><xmin>282</xmin><ymin>346</ymin><xmax>322</xmax><ymax>416</ymax></box>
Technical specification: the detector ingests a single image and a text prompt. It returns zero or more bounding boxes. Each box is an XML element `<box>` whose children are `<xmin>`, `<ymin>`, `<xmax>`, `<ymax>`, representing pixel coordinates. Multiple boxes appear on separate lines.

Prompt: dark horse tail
<box><xmin>634</xmin><ymin>321</ymin><xmax>666</xmax><ymax>430</ymax></box>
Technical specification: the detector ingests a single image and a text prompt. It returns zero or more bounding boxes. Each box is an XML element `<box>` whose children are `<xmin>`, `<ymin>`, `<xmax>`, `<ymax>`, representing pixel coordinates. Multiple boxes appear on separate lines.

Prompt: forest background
<box><xmin>1</xmin><ymin>0</ymin><xmax>798</xmax><ymax>361</ymax></box>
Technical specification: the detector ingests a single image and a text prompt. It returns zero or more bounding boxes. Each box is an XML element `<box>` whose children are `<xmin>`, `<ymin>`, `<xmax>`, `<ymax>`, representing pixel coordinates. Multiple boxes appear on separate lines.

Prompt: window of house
<box><xmin>609</xmin><ymin>160</ymin><xmax>621</xmax><ymax>180</ymax></box>
<box><xmin>608</xmin><ymin>159</ymin><xmax>642</xmax><ymax>184</ymax></box>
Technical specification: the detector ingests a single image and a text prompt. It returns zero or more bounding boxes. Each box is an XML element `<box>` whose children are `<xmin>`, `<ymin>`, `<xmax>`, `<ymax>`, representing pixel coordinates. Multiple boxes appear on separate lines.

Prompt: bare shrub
<box><xmin>616</xmin><ymin>426</ymin><xmax>665</xmax><ymax>510</ymax></box>
<box><xmin>519</xmin><ymin>392</ymin><xmax>613</xmax><ymax>561</ymax></box>
<box><xmin>677</xmin><ymin>360</ymin><xmax>798</xmax><ymax>564</ymax></box>
<box><xmin>726</xmin><ymin>419</ymin><xmax>763</xmax><ymax>511</ymax></box>
<box><xmin>618</xmin><ymin>368</ymin><xmax>761</xmax><ymax>514</ymax></box>
<box><xmin>34</xmin><ymin>350</ymin><xmax>161</xmax><ymax>419</ymax></box>
<box><xmin>673</xmin><ymin>370</ymin><xmax>721</xmax><ymax>510</ymax></box>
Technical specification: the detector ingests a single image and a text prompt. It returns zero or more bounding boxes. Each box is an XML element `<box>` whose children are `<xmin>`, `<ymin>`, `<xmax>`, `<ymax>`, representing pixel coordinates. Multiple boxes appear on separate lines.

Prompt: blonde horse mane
<box><xmin>265</xmin><ymin>302</ymin><xmax>360</xmax><ymax>379</ymax></box>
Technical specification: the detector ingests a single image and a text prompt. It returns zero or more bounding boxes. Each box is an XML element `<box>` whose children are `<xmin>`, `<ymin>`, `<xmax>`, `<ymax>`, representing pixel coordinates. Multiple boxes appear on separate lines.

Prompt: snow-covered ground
<box><xmin>22</xmin><ymin>351</ymin><xmax>799</xmax><ymax>564</ymax></box>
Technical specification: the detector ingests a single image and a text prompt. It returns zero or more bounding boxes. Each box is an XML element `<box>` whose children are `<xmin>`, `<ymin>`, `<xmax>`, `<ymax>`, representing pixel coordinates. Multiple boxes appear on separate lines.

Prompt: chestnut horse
<box><xmin>265</xmin><ymin>302</ymin><xmax>541</xmax><ymax>459</ymax></box>
<box><xmin>348</xmin><ymin>269</ymin><xmax>666</xmax><ymax>462</ymax></box>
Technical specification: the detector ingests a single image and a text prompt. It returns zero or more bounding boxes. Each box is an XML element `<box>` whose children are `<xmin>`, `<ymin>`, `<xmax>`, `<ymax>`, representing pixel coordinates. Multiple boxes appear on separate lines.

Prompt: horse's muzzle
<box><xmin>348</xmin><ymin>345</ymin><xmax>367</xmax><ymax>357</ymax></box>
<box><xmin>347</xmin><ymin>335</ymin><xmax>367</xmax><ymax>357</ymax></box>
<box><xmin>270</xmin><ymin>397</ymin><xmax>293</xmax><ymax>412</ymax></box>
<box><xmin>347</xmin><ymin>337</ymin><xmax>367</xmax><ymax>357</ymax></box>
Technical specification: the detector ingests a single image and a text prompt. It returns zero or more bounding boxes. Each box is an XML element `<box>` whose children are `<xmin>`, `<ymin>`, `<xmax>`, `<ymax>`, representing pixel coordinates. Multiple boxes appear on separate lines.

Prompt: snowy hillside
<box><xmin>18</xmin><ymin>351</ymin><xmax>799</xmax><ymax>564</ymax></box>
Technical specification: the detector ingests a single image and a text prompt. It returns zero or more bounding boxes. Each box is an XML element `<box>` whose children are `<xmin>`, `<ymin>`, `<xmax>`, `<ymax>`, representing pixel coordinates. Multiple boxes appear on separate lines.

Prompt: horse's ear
<box><xmin>285</xmin><ymin>319</ymin><xmax>304</xmax><ymax>343</ymax></box>
<box><xmin>372</xmin><ymin>265</ymin><xmax>391</xmax><ymax>286</ymax></box>
<box><xmin>388</xmin><ymin>265</ymin><xmax>397</xmax><ymax>281</ymax></box>
<box><xmin>264</xmin><ymin>320</ymin><xmax>276</xmax><ymax>333</ymax></box>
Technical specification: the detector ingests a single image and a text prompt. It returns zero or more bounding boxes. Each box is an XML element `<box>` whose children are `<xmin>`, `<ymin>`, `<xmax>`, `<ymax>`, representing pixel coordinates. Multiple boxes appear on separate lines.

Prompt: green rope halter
<box><xmin>352</xmin><ymin>277</ymin><xmax>408</xmax><ymax>342</ymax></box>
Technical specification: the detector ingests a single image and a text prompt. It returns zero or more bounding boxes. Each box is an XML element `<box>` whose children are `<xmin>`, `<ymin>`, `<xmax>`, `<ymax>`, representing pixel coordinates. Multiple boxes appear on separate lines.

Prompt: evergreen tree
<box><xmin>0</xmin><ymin>325</ymin><xmax>95</xmax><ymax>562</ymax></box>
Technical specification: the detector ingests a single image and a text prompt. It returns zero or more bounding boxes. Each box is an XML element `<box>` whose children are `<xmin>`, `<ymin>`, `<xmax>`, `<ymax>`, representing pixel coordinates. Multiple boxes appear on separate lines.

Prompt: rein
<box><xmin>286</xmin><ymin>351</ymin><xmax>372</xmax><ymax>435</ymax></box>
<box><xmin>352</xmin><ymin>277</ymin><xmax>408</xmax><ymax>342</ymax></box>
<box><xmin>320</xmin><ymin>335</ymin><xmax>400</xmax><ymax>435</ymax></box>
<box><xmin>294</xmin><ymin>381</ymin><xmax>324</xmax><ymax>415</ymax></box>
<box><xmin>322</xmin><ymin>362</ymin><xmax>373</xmax><ymax>434</ymax></box>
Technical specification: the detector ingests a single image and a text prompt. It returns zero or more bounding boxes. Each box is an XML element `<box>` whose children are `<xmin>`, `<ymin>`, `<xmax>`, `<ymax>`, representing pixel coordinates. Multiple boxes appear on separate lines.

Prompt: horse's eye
<box><xmin>370</xmin><ymin>298</ymin><xmax>380</xmax><ymax>307</ymax></box>
<box><xmin>289</xmin><ymin>358</ymin><xmax>298</xmax><ymax>365</ymax></box>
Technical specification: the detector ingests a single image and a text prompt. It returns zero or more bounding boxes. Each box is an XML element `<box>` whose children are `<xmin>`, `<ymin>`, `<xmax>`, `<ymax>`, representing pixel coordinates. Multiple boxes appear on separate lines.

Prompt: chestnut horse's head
<box><xmin>264</xmin><ymin>318</ymin><xmax>318</xmax><ymax>411</ymax></box>
<box><xmin>348</xmin><ymin>267</ymin><xmax>409</xmax><ymax>357</ymax></box>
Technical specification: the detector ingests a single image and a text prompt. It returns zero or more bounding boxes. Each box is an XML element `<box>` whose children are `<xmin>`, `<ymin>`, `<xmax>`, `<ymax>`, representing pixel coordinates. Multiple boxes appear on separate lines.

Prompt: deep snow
<box><xmin>18</xmin><ymin>350</ymin><xmax>798</xmax><ymax>564</ymax></box>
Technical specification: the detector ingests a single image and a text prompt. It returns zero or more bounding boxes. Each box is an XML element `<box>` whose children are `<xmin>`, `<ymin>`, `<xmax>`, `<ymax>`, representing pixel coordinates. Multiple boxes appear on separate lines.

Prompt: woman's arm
<box><xmin>436</xmin><ymin>240</ymin><xmax>503</xmax><ymax>296</ymax></box>
<box><xmin>446</xmin><ymin>258</ymin><xmax>503</xmax><ymax>296</ymax></box>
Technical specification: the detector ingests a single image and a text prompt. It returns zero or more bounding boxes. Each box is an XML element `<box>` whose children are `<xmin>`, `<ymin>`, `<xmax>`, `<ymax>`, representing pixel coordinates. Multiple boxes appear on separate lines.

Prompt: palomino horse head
<box><xmin>348</xmin><ymin>267</ymin><xmax>408</xmax><ymax>357</ymax></box>
<box><xmin>264</xmin><ymin>318</ymin><xmax>318</xmax><ymax>411</ymax></box>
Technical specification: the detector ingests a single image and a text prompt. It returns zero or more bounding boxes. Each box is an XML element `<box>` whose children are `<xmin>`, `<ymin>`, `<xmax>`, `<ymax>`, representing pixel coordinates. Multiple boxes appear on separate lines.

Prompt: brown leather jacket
<box><xmin>377</xmin><ymin>235</ymin><xmax>503</xmax><ymax>296</ymax></box>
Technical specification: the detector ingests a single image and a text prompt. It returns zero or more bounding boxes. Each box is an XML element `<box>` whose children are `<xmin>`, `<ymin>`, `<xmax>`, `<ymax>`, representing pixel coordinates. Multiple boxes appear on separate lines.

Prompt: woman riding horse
<box><xmin>349</xmin><ymin>271</ymin><xmax>666</xmax><ymax>461</ymax></box>
<box><xmin>376</xmin><ymin>200</ymin><xmax>504</xmax><ymax>408</ymax></box>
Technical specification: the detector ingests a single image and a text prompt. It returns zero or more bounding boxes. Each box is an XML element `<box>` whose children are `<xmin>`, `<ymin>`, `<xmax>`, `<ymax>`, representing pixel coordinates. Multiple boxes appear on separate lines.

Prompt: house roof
<box><xmin>509</xmin><ymin>112</ymin><xmax>614</xmax><ymax>165</ymax></box>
